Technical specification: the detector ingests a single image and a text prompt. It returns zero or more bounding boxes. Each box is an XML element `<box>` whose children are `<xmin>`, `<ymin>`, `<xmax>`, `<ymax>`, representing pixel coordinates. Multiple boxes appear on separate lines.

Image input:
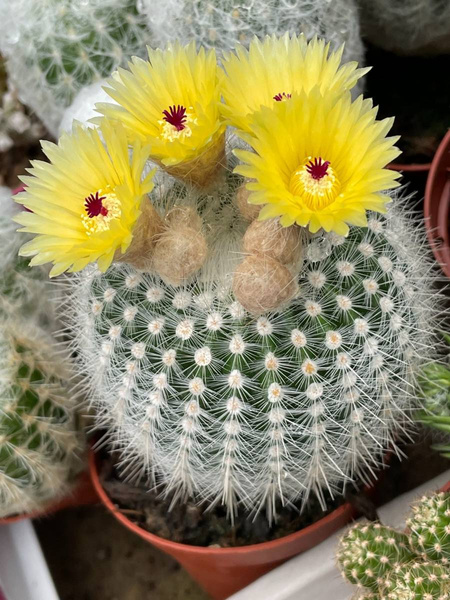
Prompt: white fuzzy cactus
<box><xmin>143</xmin><ymin>0</ymin><xmax>364</xmax><ymax>68</ymax></box>
<box><xmin>0</xmin><ymin>0</ymin><xmax>152</xmax><ymax>135</ymax></box>
<box><xmin>0</xmin><ymin>320</ymin><xmax>81</xmax><ymax>518</ymax></box>
<box><xmin>357</xmin><ymin>0</ymin><xmax>450</xmax><ymax>55</ymax></box>
<box><xmin>66</xmin><ymin>167</ymin><xmax>442</xmax><ymax>518</ymax></box>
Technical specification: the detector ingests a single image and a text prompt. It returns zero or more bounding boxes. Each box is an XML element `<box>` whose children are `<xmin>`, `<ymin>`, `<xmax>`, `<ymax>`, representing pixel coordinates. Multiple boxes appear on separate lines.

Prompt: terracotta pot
<box><xmin>0</xmin><ymin>470</ymin><xmax>99</xmax><ymax>525</ymax></box>
<box><xmin>424</xmin><ymin>130</ymin><xmax>450</xmax><ymax>278</ymax></box>
<box><xmin>89</xmin><ymin>450</ymin><xmax>380</xmax><ymax>600</ymax></box>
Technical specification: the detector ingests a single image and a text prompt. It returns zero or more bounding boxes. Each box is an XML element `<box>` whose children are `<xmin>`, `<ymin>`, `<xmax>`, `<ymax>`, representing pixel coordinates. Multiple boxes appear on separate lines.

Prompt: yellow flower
<box><xmin>96</xmin><ymin>42</ymin><xmax>225</xmax><ymax>185</ymax></box>
<box><xmin>14</xmin><ymin>121</ymin><xmax>155</xmax><ymax>277</ymax></box>
<box><xmin>221</xmin><ymin>33</ymin><xmax>369</xmax><ymax>133</ymax></box>
<box><xmin>235</xmin><ymin>90</ymin><xmax>401</xmax><ymax>236</ymax></box>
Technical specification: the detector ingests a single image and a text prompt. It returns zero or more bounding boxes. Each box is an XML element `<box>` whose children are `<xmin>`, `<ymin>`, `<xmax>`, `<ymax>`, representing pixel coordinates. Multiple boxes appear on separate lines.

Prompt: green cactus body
<box><xmin>0</xmin><ymin>0</ymin><xmax>152</xmax><ymax>134</ymax></box>
<box><xmin>68</xmin><ymin>169</ymin><xmax>440</xmax><ymax>517</ymax></box>
<box><xmin>407</xmin><ymin>493</ymin><xmax>450</xmax><ymax>563</ymax></box>
<box><xmin>0</xmin><ymin>322</ymin><xmax>81</xmax><ymax>518</ymax></box>
<box><xmin>380</xmin><ymin>561</ymin><xmax>450</xmax><ymax>600</ymax></box>
<box><xmin>337</xmin><ymin>522</ymin><xmax>417</xmax><ymax>590</ymax></box>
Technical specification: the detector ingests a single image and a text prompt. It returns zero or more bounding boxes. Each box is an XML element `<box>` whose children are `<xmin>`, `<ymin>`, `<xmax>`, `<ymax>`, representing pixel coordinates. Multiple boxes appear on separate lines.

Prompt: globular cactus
<box><xmin>337</xmin><ymin>492</ymin><xmax>450</xmax><ymax>600</ymax></box>
<box><xmin>407</xmin><ymin>493</ymin><xmax>450</xmax><ymax>563</ymax></box>
<box><xmin>0</xmin><ymin>321</ymin><xmax>81</xmax><ymax>518</ymax></box>
<box><xmin>337</xmin><ymin>522</ymin><xmax>416</xmax><ymax>591</ymax></box>
<box><xmin>143</xmin><ymin>0</ymin><xmax>365</xmax><ymax>69</ymax></box>
<box><xmin>0</xmin><ymin>0</ymin><xmax>152</xmax><ymax>135</ymax></box>
<box><xmin>67</xmin><ymin>167</ymin><xmax>440</xmax><ymax>517</ymax></box>
<box><xmin>380</xmin><ymin>561</ymin><xmax>450</xmax><ymax>600</ymax></box>
<box><xmin>356</xmin><ymin>0</ymin><xmax>450</xmax><ymax>56</ymax></box>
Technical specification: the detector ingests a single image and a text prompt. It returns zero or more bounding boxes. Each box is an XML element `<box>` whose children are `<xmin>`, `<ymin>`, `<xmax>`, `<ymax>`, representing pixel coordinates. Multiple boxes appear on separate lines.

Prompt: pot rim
<box><xmin>389</xmin><ymin>161</ymin><xmax>431</xmax><ymax>173</ymax></box>
<box><xmin>424</xmin><ymin>129</ymin><xmax>450</xmax><ymax>278</ymax></box>
<box><xmin>89</xmin><ymin>448</ymin><xmax>360</xmax><ymax>556</ymax></box>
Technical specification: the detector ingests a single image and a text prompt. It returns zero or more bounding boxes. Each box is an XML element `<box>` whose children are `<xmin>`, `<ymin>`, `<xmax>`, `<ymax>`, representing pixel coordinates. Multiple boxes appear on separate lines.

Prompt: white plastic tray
<box><xmin>0</xmin><ymin>519</ymin><xmax>60</xmax><ymax>600</ymax></box>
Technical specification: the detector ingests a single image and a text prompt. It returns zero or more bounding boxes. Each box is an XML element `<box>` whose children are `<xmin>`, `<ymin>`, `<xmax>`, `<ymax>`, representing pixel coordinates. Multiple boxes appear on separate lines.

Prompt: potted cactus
<box><xmin>12</xmin><ymin>36</ymin><xmax>444</xmax><ymax>598</ymax></box>
<box><xmin>337</xmin><ymin>490</ymin><xmax>450</xmax><ymax>599</ymax></box>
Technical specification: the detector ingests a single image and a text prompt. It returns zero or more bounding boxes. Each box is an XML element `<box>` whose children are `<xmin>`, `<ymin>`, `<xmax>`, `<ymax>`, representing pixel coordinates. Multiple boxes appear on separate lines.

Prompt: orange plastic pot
<box><xmin>90</xmin><ymin>450</ymin><xmax>373</xmax><ymax>600</ymax></box>
<box><xmin>424</xmin><ymin>130</ymin><xmax>450</xmax><ymax>278</ymax></box>
<box><xmin>0</xmin><ymin>470</ymin><xmax>99</xmax><ymax>525</ymax></box>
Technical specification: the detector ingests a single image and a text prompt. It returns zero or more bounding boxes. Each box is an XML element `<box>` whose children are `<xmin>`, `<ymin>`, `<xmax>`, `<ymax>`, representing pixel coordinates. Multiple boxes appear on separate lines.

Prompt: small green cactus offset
<box><xmin>0</xmin><ymin>0</ymin><xmax>152</xmax><ymax>134</ymax></box>
<box><xmin>0</xmin><ymin>321</ymin><xmax>81</xmax><ymax>518</ymax></box>
<box><xmin>337</xmin><ymin>491</ymin><xmax>450</xmax><ymax>600</ymax></box>
<box><xmin>337</xmin><ymin>522</ymin><xmax>415</xmax><ymax>590</ymax></box>
<box><xmin>381</xmin><ymin>561</ymin><xmax>450</xmax><ymax>600</ymax></box>
<box><xmin>407</xmin><ymin>493</ymin><xmax>450</xmax><ymax>563</ymax></box>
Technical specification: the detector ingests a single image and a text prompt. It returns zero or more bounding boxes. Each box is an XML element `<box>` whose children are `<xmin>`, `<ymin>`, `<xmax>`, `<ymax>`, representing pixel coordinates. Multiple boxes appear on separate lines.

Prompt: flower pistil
<box><xmin>290</xmin><ymin>157</ymin><xmax>341</xmax><ymax>211</ymax></box>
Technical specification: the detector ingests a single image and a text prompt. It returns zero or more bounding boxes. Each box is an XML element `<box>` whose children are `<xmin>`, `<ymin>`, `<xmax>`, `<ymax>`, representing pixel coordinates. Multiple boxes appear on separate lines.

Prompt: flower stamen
<box><xmin>159</xmin><ymin>104</ymin><xmax>196</xmax><ymax>142</ymax></box>
<box><xmin>290</xmin><ymin>156</ymin><xmax>341</xmax><ymax>210</ymax></box>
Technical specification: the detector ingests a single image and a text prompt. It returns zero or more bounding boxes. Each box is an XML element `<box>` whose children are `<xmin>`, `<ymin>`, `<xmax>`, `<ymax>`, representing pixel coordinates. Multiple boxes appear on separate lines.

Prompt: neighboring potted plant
<box><xmin>13</xmin><ymin>36</ymin><xmax>443</xmax><ymax>598</ymax></box>
<box><xmin>424</xmin><ymin>131</ymin><xmax>450</xmax><ymax>278</ymax></box>
<box><xmin>337</xmin><ymin>489</ymin><xmax>450</xmax><ymax>599</ymax></box>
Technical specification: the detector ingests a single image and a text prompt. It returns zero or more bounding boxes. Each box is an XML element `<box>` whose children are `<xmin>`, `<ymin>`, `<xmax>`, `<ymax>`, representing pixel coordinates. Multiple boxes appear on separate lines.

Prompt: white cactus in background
<box><xmin>66</xmin><ymin>167</ymin><xmax>442</xmax><ymax>519</ymax></box>
<box><xmin>356</xmin><ymin>0</ymin><xmax>450</xmax><ymax>55</ymax></box>
<box><xmin>0</xmin><ymin>0</ymin><xmax>152</xmax><ymax>135</ymax></box>
<box><xmin>143</xmin><ymin>0</ymin><xmax>364</xmax><ymax>69</ymax></box>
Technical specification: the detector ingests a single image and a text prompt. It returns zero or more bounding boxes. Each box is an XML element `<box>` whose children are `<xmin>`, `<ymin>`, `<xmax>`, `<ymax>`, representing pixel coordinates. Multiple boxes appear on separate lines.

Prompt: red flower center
<box><xmin>85</xmin><ymin>192</ymin><xmax>108</xmax><ymax>218</ymax></box>
<box><xmin>162</xmin><ymin>105</ymin><xmax>187</xmax><ymax>131</ymax></box>
<box><xmin>273</xmin><ymin>92</ymin><xmax>291</xmax><ymax>102</ymax></box>
<box><xmin>306</xmin><ymin>157</ymin><xmax>330</xmax><ymax>180</ymax></box>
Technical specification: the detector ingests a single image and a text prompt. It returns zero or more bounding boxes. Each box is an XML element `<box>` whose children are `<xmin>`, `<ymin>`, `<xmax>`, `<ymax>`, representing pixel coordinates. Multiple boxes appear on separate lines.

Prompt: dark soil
<box><xmin>365</xmin><ymin>44</ymin><xmax>450</xmax><ymax>164</ymax></box>
<box><xmin>100</xmin><ymin>451</ymin><xmax>350</xmax><ymax>547</ymax></box>
<box><xmin>100</xmin><ymin>431</ymin><xmax>449</xmax><ymax>549</ymax></box>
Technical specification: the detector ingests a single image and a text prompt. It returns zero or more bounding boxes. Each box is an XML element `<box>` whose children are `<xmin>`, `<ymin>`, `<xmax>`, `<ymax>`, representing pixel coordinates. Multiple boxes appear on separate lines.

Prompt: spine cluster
<box><xmin>337</xmin><ymin>492</ymin><xmax>450</xmax><ymax>600</ymax></box>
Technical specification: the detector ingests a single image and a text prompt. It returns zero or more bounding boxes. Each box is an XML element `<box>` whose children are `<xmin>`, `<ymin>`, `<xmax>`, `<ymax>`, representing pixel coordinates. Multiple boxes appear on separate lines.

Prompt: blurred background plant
<box><xmin>418</xmin><ymin>333</ymin><xmax>450</xmax><ymax>458</ymax></box>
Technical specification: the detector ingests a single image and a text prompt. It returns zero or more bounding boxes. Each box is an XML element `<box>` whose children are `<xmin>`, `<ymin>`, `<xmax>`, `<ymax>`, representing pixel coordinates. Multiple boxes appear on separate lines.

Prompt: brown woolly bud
<box><xmin>115</xmin><ymin>200</ymin><xmax>163</xmax><ymax>271</ymax></box>
<box><xmin>234</xmin><ymin>183</ymin><xmax>261</xmax><ymax>221</ymax></box>
<box><xmin>243</xmin><ymin>218</ymin><xmax>301</xmax><ymax>265</ymax></box>
<box><xmin>153</xmin><ymin>207</ymin><xmax>208</xmax><ymax>286</ymax></box>
<box><xmin>162</xmin><ymin>134</ymin><xmax>226</xmax><ymax>189</ymax></box>
<box><xmin>232</xmin><ymin>254</ymin><xmax>297</xmax><ymax>315</ymax></box>
<box><xmin>164</xmin><ymin>206</ymin><xmax>203</xmax><ymax>231</ymax></box>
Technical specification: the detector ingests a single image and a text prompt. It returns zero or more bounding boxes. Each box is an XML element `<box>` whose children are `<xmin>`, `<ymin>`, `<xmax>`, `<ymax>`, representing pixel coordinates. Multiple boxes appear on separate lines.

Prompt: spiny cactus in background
<box><xmin>143</xmin><ymin>0</ymin><xmax>364</xmax><ymax>70</ymax></box>
<box><xmin>0</xmin><ymin>0</ymin><xmax>152</xmax><ymax>135</ymax></box>
<box><xmin>418</xmin><ymin>334</ymin><xmax>450</xmax><ymax>458</ymax></box>
<box><xmin>0</xmin><ymin>321</ymin><xmax>81</xmax><ymax>518</ymax></box>
<box><xmin>67</xmin><ymin>160</ymin><xmax>441</xmax><ymax>518</ymax></box>
<box><xmin>0</xmin><ymin>189</ymin><xmax>54</xmax><ymax>327</ymax></box>
<box><xmin>407</xmin><ymin>492</ymin><xmax>450</xmax><ymax>563</ymax></box>
<box><xmin>337</xmin><ymin>522</ymin><xmax>415</xmax><ymax>590</ymax></box>
<box><xmin>356</xmin><ymin>0</ymin><xmax>450</xmax><ymax>56</ymax></box>
<box><xmin>337</xmin><ymin>492</ymin><xmax>450</xmax><ymax>600</ymax></box>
